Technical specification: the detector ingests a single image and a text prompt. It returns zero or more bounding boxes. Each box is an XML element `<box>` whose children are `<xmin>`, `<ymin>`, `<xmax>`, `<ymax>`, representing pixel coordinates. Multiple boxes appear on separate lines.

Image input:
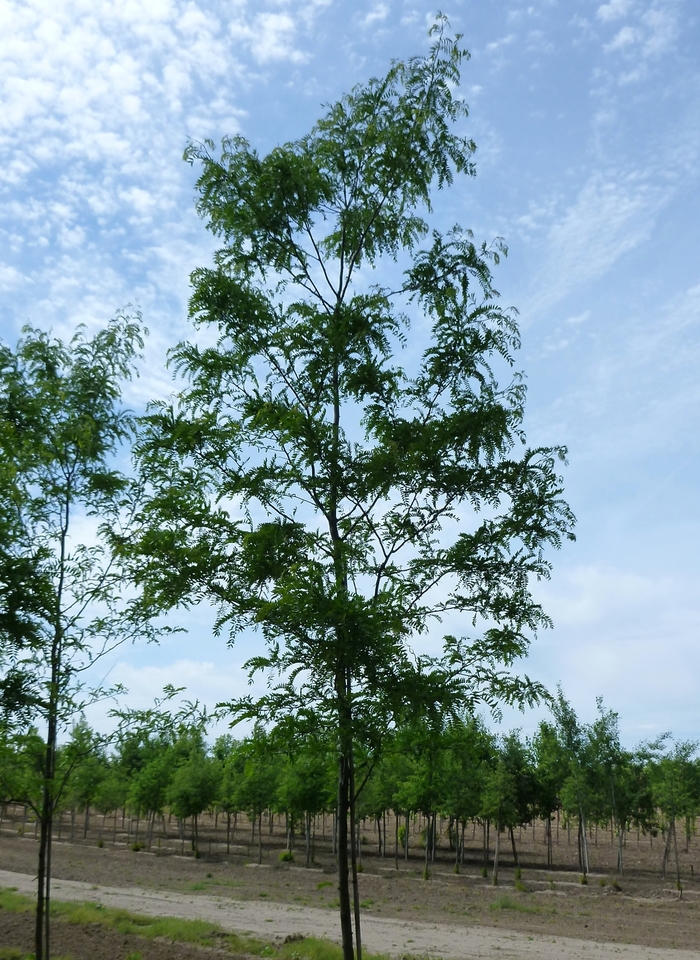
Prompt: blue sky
<box><xmin>2</xmin><ymin>0</ymin><xmax>699</xmax><ymax>745</ymax></box>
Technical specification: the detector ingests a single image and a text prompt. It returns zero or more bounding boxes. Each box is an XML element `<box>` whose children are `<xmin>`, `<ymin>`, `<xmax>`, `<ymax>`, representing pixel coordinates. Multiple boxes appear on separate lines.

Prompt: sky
<box><xmin>1</xmin><ymin>0</ymin><xmax>699</xmax><ymax>747</ymax></box>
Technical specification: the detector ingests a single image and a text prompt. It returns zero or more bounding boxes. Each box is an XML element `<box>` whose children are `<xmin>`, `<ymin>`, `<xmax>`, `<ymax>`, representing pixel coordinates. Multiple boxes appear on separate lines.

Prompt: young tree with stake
<box><xmin>129</xmin><ymin>21</ymin><xmax>574</xmax><ymax>960</ymax></box>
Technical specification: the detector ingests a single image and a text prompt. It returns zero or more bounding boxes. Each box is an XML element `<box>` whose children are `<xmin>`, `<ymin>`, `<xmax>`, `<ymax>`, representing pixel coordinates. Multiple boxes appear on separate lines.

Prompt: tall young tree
<box><xmin>130</xmin><ymin>21</ymin><xmax>574</xmax><ymax>960</ymax></box>
<box><xmin>0</xmin><ymin>316</ymin><xmax>152</xmax><ymax>960</ymax></box>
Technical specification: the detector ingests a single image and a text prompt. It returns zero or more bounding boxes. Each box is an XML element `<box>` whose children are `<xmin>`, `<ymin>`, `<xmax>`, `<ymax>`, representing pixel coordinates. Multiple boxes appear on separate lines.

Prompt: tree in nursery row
<box><xmin>2</xmin><ymin>690</ymin><xmax>698</xmax><ymax>883</ymax></box>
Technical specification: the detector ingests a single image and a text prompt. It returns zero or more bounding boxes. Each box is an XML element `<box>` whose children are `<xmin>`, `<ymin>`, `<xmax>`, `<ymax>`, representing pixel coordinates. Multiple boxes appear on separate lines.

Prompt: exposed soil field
<box><xmin>1</xmin><ymin>805</ymin><xmax>699</xmax><ymax>958</ymax></box>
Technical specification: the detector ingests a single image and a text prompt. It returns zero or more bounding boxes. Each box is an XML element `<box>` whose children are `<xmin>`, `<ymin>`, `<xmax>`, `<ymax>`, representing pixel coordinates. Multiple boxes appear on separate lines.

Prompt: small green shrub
<box><xmin>490</xmin><ymin>895</ymin><xmax>539</xmax><ymax>914</ymax></box>
<box><xmin>514</xmin><ymin>879</ymin><xmax>527</xmax><ymax>892</ymax></box>
<box><xmin>279</xmin><ymin>850</ymin><xmax>294</xmax><ymax>862</ymax></box>
<box><xmin>580</xmin><ymin>874</ymin><xmax>588</xmax><ymax>884</ymax></box>
<box><xmin>97</xmin><ymin>838</ymin><xmax>104</xmax><ymax>848</ymax></box>
<box><xmin>316</xmin><ymin>881</ymin><xmax>333</xmax><ymax>890</ymax></box>
<box><xmin>131</xmin><ymin>841</ymin><xmax>143</xmax><ymax>852</ymax></box>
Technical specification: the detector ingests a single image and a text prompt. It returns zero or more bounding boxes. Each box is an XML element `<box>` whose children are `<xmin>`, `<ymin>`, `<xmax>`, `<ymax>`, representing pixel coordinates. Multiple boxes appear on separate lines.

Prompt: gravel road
<box><xmin>2</xmin><ymin>868</ymin><xmax>698</xmax><ymax>960</ymax></box>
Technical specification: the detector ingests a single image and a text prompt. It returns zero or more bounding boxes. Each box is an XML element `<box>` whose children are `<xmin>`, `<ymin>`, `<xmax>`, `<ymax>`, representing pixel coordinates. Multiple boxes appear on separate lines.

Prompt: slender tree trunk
<box><xmin>337</xmin><ymin>741</ymin><xmax>354</xmax><ymax>960</ymax></box>
<box><xmin>423</xmin><ymin>813</ymin><xmax>430</xmax><ymax>879</ymax></box>
<box><xmin>673</xmin><ymin>818</ymin><xmax>681</xmax><ymax>890</ymax></box>
<box><xmin>226</xmin><ymin>812</ymin><xmax>231</xmax><ymax>854</ymax></box>
<box><xmin>492</xmin><ymin>820</ymin><xmax>501</xmax><ymax>885</ymax></box>
<box><xmin>578</xmin><ymin>810</ymin><xmax>589</xmax><ymax>876</ymax></box>
<box><xmin>662</xmin><ymin>821</ymin><xmax>673</xmax><ymax>879</ymax></box>
<box><xmin>617</xmin><ymin>822</ymin><xmax>625</xmax><ymax>875</ymax></box>
<box><xmin>259</xmin><ymin>810</ymin><xmax>263</xmax><ymax>865</ymax></box>
<box><xmin>348</xmin><ymin>740</ymin><xmax>362</xmax><ymax>960</ymax></box>
<box><xmin>394</xmin><ymin>811</ymin><xmax>399</xmax><ymax>869</ymax></box>
<box><xmin>510</xmin><ymin>827</ymin><xmax>519</xmax><ymax>867</ymax></box>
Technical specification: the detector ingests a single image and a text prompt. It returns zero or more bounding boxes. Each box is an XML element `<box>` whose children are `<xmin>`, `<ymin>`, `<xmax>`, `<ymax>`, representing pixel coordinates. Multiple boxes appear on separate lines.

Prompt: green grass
<box><xmin>490</xmin><ymin>894</ymin><xmax>540</xmax><ymax>915</ymax></box>
<box><xmin>0</xmin><ymin>886</ymin><xmax>391</xmax><ymax>960</ymax></box>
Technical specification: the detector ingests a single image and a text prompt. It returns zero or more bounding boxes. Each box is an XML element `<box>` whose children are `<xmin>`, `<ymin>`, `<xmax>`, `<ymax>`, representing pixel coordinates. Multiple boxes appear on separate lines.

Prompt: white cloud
<box><xmin>600</xmin><ymin>0</ymin><xmax>680</xmax><ymax>59</ymax></box>
<box><xmin>486</xmin><ymin>33</ymin><xmax>516</xmax><ymax>53</ymax></box>
<box><xmin>527</xmin><ymin>173</ymin><xmax>665</xmax><ymax>312</ymax></box>
<box><xmin>359</xmin><ymin>3</ymin><xmax>389</xmax><ymax>28</ymax></box>
<box><xmin>605</xmin><ymin>24</ymin><xmax>642</xmax><ymax>49</ymax></box>
<box><xmin>597</xmin><ymin>0</ymin><xmax>634</xmax><ymax>22</ymax></box>
<box><xmin>230</xmin><ymin>11</ymin><xmax>309</xmax><ymax>64</ymax></box>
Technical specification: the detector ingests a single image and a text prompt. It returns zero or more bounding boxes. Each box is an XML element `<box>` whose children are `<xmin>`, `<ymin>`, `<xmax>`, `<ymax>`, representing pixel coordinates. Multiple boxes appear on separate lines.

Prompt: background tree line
<box><xmin>2</xmin><ymin>688</ymin><xmax>698</xmax><ymax>889</ymax></box>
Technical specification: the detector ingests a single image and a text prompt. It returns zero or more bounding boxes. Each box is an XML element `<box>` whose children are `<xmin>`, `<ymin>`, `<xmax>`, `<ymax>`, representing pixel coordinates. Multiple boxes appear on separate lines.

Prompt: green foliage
<box><xmin>489</xmin><ymin>895</ymin><xmax>539</xmax><ymax>914</ymax></box>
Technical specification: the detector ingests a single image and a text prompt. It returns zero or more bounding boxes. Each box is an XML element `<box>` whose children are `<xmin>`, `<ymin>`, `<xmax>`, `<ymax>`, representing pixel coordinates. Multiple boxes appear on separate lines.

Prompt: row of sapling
<box><xmin>3</xmin><ymin>16</ymin><xmax>581</xmax><ymax>960</ymax></box>
<box><xmin>3</xmin><ymin>690</ymin><xmax>699</xmax><ymax>886</ymax></box>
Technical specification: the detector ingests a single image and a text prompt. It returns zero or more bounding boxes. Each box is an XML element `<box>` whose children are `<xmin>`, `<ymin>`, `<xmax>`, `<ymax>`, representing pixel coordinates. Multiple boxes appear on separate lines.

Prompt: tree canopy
<box><xmin>126</xmin><ymin>20</ymin><xmax>575</xmax><ymax>960</ymax></box>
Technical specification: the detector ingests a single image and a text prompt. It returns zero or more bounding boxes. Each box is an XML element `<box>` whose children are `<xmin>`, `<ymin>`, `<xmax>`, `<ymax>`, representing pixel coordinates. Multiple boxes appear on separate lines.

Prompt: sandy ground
<box><xmin>3</xmin><ymin>867</ymin><xmax>699</xmax><ymax>960</ymax></box>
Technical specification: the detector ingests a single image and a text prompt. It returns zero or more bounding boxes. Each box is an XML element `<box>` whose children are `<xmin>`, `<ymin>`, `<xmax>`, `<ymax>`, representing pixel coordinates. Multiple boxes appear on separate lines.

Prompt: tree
<box><xmin>0</xmin><ymin>316</ymin><xmax>153</xmax><ymax>960</ymax></box>
<box><xmin>129</xmin><ymin>20</ymin><xmax>574</xmax><ymax>960</ymax></box>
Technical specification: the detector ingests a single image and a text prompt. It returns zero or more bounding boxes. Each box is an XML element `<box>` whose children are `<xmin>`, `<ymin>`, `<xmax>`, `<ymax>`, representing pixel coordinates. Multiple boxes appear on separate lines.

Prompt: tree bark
<box><xmin>492</xmin><ymin>820</ymin><xmax>501</xmax><ymax>885</ymax></box>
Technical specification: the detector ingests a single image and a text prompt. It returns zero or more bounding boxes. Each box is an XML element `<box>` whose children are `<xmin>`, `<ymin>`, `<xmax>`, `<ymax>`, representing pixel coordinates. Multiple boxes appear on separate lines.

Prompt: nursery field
<box><xmin>2</xmin><ymin>806</ymin><xmax>700</xmax><ymax>959</ymax></box>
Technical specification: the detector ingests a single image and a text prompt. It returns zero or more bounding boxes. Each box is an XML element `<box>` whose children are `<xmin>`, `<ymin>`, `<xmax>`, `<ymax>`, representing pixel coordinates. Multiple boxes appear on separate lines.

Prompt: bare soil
<box><xmin>1</xmin><ymin>806</ymin><xmax>699</xmax><ymax>958</ymax></box>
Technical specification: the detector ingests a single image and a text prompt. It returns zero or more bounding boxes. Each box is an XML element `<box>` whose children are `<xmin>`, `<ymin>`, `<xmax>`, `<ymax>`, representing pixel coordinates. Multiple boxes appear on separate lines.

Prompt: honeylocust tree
<box><xmin>130</xmin><ymin>21</ymin><xmax>574</xmax><ymax>960</ymax></box>
<box><xmin>0</xmin><ymin>316</ymin><xmax>153</xmax><ymax>960</ymax></box>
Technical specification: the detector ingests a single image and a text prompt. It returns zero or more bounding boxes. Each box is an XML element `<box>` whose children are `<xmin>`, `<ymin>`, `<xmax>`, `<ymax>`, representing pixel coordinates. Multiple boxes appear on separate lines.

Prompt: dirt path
<box><xmin>3</xmin><ymin>869</ymin><xmax>698</xmax><ymax>960</ymax></box>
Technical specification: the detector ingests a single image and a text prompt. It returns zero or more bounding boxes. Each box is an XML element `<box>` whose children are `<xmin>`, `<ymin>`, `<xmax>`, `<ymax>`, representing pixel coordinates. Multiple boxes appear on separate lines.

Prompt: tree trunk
<box><xmin>337</xmin><ymin>744</ymin><xmax>354</xmax><ymax>960</ymax></box>
<box><xmin>492</xmin><ymin>820</ymin><xmax>501</xmax><ymax>885</ymax></box>
<box><xmin>394</xmin><ymin>811</ymin><xmax>399</xmax><ymax>869</ymax></box>
<box><xmin>423</xmin><ymin>813</ymin><xmax>431</xmax><ymax>879</ymax></box>
<box><xmin>662</xmin><ymin>821</ymin><xmax>673</xmax><ymax>878</ymax></box>
<box><xmin>259</xmin><ymin>810</ymin><xmax>263</xmax><ymax>865</ymax></box>
<box><xmin>673</xmin><ymin>818</ymin><xmax>681</xmax><ymax>890</ymax></box>
<box><xmin>226</xmin><ymin>812</ymin><xmax>231</xmax><ymax>854</ymax></box>
<box><xmin>510</xmin><ymin>826</ymin><xmax>519</xmax><ymax>867</ymax></box>
<box><xmin>348</xmin><ymin>743</ymin><xmax>362</xmax><ymax>960</ymax></box>
<box><xmin>617</xmin><ymin>822</ymin><xmax>625</xmax><ymax>875</ymax></box>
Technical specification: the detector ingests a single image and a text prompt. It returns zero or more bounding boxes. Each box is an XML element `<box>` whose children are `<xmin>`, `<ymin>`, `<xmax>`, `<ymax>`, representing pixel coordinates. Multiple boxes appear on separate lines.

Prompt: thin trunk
<box><xmin>337</xmin><ymin>744</ymin><xmax>354</xmax><ymax>960</ymax></box>
<box><xmin>662</xmin><ymin>821</ymin><xmax>673</xmax><ymax>879</ymax></box>
<box><xmin>492</xmin><ymin>820</ymin><xmax>501</xmax><ymax>885</ymax></box>
<box><xmin>226</xmin><ymin>812</ymin><xmax>231</xmax><ymax>854</ymax></box>
<box><xmin>423</xmin><ymin>813</ymin><xmax>430</xmax><ymax>879</ymax></box>
<box><xmin>673</xmin><ymin>818</ymin><xmax>681</xmax><ymax>889</ymax></box>
<box><xmin>259</xmin><ymin>810</ymin><xmax>263</xmax><ymax>865</ymax></box>
<box><xmin>394</xmin><ymin>811</ymin><xmax>399</xmax><ymax>869</ymax></box>
<box><xmin>617</xmin><ymin>822</ymin><xmax>625</xmax><ymax>875</ymax></box>
<box><xmin>510</xmin><ymin>826</ymin><xmax>519</xmax><ymax>867</ymax></box>
<box><xmin>579</xmin><ymin>810</ymin><xmax>589</xmax><ymax>875</ymax></box>
<box><xmin>349</xmin><ymin>741</ymin><xmax>362</xmax><ymax>960</ymax></box>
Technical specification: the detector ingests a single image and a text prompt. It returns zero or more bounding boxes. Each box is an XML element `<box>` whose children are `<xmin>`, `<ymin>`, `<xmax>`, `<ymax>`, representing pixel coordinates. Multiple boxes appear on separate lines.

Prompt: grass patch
<box><xmin>316</xmin><ymin>881</ymin><xmax>333</xmax><ymax>890</ymax></box>
<box><xmin>0</xmin><ymin>888</ymin><xmax>34</xmax><ymax>913</ymax></box>
<box><xmin>0</xmin><ymin>887</ymin><xmax>390</xmax><ymax>960</ymax></box>
<box><xmin>276</xmin><ymin>937</ymin><xmax>389</xmax><ymax>960</ymax></box>
<box><xmin>490</xmin><ymin>895</ymin><xmax>540</xmax><ymax>915</ymax></box>
<box><xmin>0</xmin><ymin>888</ymin><xmax>261</xmax><ymax>953</ymax></box>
